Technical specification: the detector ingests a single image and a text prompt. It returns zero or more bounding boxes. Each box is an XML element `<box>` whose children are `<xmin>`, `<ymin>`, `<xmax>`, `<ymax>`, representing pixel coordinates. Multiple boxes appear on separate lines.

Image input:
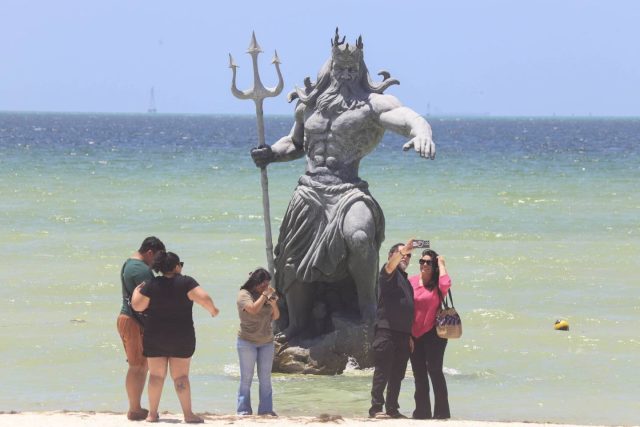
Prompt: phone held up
<box><xmin>412</xmin><ymin>239</ymin><xmax>430</xmax><ymax>249</ymax></box>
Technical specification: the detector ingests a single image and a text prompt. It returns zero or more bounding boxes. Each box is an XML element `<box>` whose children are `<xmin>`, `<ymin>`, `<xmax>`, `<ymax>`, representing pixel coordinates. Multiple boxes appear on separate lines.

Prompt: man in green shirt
<box><xmin>117</xmin><ymin>236</ymin><xmax>165</xmax><ymax>421</ymax></box>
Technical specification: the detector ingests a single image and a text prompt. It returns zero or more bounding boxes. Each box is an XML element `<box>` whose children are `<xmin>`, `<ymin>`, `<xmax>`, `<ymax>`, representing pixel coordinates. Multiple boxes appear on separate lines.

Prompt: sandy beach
<box><xmin>0</xmin><ymin>411</ymin><xmax>631</xmax><ymax>427</ymax></box>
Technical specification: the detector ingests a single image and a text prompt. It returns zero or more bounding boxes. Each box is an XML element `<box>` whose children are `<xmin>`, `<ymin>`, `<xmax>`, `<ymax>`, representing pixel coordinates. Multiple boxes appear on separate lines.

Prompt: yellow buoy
<box><xmin>554</xmin><ymin>320</ymin><xmax>569</xmax><ymax>331</ymax></box>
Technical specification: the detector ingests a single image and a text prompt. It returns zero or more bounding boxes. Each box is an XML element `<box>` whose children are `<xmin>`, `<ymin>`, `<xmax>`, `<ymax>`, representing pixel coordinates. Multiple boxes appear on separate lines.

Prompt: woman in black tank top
<box><xmin>132</xmin><ymin>251</ymin><xmax>220</xmax><ymax>423</ymax></box>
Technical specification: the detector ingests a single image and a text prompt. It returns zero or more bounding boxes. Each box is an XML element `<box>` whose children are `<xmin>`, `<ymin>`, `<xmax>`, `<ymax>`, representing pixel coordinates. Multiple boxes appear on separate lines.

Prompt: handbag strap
<box><xmin>436</xmin><ymin>286</ymin><xmax>448</xmax><ymax>309</ymax></box>
<box><xmin>447</xmin><ymin>289</ymin><xmax>455</xmax><ymax>308</ymax></box>
<box><xmin>436</xmin><ymin>286</ymin><xmax>456</xmax><ymax>310</ymax></box>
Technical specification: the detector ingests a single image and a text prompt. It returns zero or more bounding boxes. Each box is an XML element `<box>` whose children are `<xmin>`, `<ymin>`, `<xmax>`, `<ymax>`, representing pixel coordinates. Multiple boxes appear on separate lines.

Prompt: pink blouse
<box><xmin>409</xmin><ymin>274</ymin><xmax>451</xmax><ymax>338</ymax></box>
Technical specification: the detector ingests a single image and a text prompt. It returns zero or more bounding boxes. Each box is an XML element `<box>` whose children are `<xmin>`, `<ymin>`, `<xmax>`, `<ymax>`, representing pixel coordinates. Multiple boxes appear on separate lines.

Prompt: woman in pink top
<box><xmin>408</xmin><ymin>249</ymin><xmax>451</xmax><ymax>419</ymax></box>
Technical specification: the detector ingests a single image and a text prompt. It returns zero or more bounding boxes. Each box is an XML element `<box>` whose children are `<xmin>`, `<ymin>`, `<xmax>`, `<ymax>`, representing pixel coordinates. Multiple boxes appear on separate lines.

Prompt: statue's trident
<box><xmin>229</xmin><ymin>32</ymin><xmax>284</xmax><ymax>277</ymax></box>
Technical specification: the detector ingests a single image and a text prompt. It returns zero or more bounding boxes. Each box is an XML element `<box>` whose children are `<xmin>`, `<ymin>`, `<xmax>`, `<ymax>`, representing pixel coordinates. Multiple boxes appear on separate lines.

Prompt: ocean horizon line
<box><xmin>1</xmin><ymin>110</ymin><xmax>639</xmax><ymax>120</ymax></box>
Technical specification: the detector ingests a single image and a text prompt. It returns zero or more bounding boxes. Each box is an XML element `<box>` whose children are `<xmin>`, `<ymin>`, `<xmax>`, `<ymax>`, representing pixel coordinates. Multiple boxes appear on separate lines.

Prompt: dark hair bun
<box><xmin>152</xmin><ymin>251</ymin><xmax>181</xmax><ymax>274</ymax></box>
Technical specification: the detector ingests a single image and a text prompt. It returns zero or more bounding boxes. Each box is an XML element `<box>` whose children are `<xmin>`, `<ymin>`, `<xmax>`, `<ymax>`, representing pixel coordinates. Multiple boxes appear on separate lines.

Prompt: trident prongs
<box><xmin>230</xmin><ymin>32</ymin><xmax>284</xmax><ymax>108</ymax></box>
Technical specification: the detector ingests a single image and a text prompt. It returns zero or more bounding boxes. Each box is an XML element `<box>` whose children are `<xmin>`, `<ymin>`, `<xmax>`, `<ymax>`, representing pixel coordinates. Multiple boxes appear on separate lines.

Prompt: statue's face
<box><xmin>331</xmin><ymin>61</ymin><xmax>359</xmax><ymax>82</ymax></box>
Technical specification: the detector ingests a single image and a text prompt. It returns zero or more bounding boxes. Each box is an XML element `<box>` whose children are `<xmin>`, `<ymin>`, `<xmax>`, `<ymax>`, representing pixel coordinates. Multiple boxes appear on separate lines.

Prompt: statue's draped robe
<box><xmin>274</xmin><ymin>175</ymin><xmax>385</xmax><ymax>294</ymax></box>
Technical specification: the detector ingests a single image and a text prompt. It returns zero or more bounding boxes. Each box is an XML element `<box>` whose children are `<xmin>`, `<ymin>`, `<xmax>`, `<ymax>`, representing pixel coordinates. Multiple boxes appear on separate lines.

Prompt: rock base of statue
<box><xmin>272</xmin><ymin>314</ymin><xmax>374</xmax><ymax>375</ymax></box>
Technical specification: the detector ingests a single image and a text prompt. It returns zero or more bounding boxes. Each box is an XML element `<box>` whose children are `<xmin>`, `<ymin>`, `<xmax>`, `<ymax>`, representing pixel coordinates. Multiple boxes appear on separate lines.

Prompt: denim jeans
<box><xmin>236</xmin><ymin>338</ymin><xmax>275</xmax><ymax>415</ymax></box>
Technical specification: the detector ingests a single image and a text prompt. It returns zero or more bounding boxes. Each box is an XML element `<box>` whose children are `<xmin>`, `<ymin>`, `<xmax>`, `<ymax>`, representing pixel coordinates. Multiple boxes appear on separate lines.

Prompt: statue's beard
<box><xmin>315</xmin><ymin>78</ymin><xmax>367</xmax><ymax>116</ymax></box>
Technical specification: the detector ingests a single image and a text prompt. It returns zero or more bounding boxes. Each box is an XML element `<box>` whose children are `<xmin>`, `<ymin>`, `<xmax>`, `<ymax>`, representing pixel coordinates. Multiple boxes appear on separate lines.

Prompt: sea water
<box><xmin>0</xmin><ymin>113</ymin><xmax>638</xmax><ymax>425</ymax></box>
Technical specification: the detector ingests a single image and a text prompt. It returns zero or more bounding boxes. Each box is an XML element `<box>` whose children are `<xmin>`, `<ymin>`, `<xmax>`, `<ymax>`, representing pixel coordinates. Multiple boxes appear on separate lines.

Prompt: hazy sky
<box><xmin>1</xmin><ymin>0</ymin><xmax>639</xmax><ymax>116</ymax></box>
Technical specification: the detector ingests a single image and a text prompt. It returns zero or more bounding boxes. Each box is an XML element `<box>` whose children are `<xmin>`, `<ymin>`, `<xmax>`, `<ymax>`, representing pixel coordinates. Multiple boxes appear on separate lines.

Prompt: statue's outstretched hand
<box><xmin>250</xmin><ymin>145</ymin><xmax>274</xmax><ymax>168</ymax></box>
<box><xmin>402</xmin><ymin>136</ymin><xmax>436</xmax><ymax>160</ymax></box>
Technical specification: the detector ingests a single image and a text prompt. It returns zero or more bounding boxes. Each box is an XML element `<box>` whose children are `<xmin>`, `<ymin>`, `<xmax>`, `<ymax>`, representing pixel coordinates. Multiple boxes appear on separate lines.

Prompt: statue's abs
<box><xmin>304</xmin><ymin>109</ymin><xmax>384</xmax><ymax>184</ymax></box>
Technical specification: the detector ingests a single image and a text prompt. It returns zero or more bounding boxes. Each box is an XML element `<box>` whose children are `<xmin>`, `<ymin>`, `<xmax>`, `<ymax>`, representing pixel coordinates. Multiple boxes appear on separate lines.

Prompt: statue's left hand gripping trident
<box><xmin>229</xmin><ymin>32</ymin><xmax>284</xmax><ymax>277</ymax></box>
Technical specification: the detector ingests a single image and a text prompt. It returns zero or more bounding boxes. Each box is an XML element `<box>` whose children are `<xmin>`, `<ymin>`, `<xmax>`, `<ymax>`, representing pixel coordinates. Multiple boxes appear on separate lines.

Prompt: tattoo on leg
<box><xmin>175</xmin><ymin>377</ymin><xmax>188</xmax><ymax>391</ymax></box>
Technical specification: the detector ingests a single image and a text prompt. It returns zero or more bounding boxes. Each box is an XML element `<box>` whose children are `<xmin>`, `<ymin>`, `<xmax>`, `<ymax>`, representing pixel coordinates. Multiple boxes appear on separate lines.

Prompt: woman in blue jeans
<box><xmin>236</xmin><ymin>268</ymin><xmax>280</xmax><ymax>416</ymax></box>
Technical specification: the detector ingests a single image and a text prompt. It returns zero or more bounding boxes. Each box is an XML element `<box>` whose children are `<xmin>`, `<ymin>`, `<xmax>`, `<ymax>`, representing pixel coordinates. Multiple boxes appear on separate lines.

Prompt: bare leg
<box><xmin>169</xmin><ymin>357</ymin><xmax>203</xmax><ymax>423</ymax></box>
<box><xmin>125</xmin><ymin>364</ymin><xmax>148</xmax><ymax>420</ymax></box>
<box><xmin>146</xmin><ymin>357</ymin><xmax>168</xmax><ymax>422</ymax></box>
<box><xmin>343</xmin><ymin>201</ymin><xmax>378</xmax><ymax>324</ymax></box>
<box><xmin>117</xmin><ymin>315</ymin><xmax>149</xmax><ymax>420</ymax></box>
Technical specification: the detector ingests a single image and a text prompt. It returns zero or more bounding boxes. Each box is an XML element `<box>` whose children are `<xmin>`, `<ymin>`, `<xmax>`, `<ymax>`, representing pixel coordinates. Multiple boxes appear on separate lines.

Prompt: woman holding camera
<box><xmin>409</xmin><ymin>249</ymin><xmax>451</xmax><ymax>419</ymax></box>
<box><xmin>131</xmin><ymin>251</ymin><xmax>219</xmax><ymax>423</ymax></box>
<box><xmin>236</xmin><ymin>268</ymin><xmax>280</xmax><ymax>416</ymax></box>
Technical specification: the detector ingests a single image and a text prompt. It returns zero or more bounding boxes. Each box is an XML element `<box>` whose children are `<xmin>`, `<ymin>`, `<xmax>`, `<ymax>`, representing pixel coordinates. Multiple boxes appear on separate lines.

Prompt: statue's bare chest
<box><xmin>303</xmin><ymin>107</ymin><xmax>384</xmax><ymax>159</ymax></box>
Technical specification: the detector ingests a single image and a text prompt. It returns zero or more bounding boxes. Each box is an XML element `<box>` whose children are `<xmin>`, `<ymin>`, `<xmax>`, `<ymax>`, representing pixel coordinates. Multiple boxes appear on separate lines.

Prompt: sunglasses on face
<box><xmin>419</xmin><ymin>259</ymin><xmax>433</xmax><ymax>266</ymax></box>
<box><xmin>179</xmin><ymin>261</ymin><xmax>184</xmax><ymax>267</ymax></box>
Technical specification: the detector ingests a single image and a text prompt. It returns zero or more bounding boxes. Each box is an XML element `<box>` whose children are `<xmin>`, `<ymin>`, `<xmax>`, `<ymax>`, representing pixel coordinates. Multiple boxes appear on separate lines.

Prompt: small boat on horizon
<box><xmin>148</xmin><ymin>86</ymin><xmax>157</xmax><ymax>113</ymax></box>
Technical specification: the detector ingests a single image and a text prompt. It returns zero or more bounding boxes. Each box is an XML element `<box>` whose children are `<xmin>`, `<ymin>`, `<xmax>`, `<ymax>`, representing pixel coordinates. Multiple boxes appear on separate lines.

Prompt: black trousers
<box><xmin>409</xmin><ymin>327</ymin><xmax>450</xmax><ymax>419</ymax></box>
<box><xmin>370</xmin><ymin>328</ymin><xmax>411</xmax><ymax>414</ymax></box>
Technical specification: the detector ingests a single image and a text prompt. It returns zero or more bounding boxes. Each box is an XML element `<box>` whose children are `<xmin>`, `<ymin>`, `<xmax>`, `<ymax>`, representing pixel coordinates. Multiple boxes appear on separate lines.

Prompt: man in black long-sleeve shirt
<box><xmin>369</xmin><ymin>239</ymin><xmax>416</xmax><ymax>418</ymax></box>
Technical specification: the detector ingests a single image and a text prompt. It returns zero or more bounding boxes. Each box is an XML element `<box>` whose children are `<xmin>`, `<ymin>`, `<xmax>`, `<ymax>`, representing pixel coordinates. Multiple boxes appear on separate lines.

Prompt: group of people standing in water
<box><xmin>116</xmin><ymin>236</ymin><xmax>452</xmax><ymax>422</ymax></box>
<box><xmin>117</xmin><ymin>236</ymin><xmax>280</xmax><ymax>423</ymax></box>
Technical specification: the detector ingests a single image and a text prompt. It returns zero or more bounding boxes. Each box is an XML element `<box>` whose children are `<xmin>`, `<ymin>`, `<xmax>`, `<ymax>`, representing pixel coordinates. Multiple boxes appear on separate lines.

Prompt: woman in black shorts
<box><xmin>132</xmin><ymin>251</ymin><xmax>219</xmax><ymax>423</ymax></box>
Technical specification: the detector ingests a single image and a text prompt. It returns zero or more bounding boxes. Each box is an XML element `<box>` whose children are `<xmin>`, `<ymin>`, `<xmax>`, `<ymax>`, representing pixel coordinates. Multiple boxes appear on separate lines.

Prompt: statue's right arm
<box><xmin>250</xmin><ymin>104</ymin><xmax>305</xmax><ymax>168</ymax></box>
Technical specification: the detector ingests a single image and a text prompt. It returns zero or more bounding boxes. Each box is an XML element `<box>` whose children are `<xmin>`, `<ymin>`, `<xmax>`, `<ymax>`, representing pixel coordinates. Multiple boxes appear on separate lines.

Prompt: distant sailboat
<box><xmin>148</xmin><ymin>87</ymin><xmax>157</xmax><ymax>113</ymax></box>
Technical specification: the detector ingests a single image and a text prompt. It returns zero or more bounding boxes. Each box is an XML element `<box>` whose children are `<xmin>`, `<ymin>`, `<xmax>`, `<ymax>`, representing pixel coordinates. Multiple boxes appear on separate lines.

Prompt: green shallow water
<box><xmin>0</xmin><ymin>113</ymin><xmax>638</xmax><ymax>424</ymax></box>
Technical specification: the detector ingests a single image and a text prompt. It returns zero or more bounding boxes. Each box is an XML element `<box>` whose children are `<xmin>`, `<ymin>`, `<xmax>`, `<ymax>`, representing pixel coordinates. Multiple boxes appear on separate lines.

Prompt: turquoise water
<box><xmin>0</xmin><ymin>113</ymin><xmax>638</xmax><ymax>425</ymax></box>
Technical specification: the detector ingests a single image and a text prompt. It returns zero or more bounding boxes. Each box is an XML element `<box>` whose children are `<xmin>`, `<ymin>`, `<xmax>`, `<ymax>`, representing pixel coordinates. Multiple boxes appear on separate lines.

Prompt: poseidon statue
<box><xmin>251</xmin><ymin>29</ymin><xmax>435</xmax><ymax>369</ymax></box>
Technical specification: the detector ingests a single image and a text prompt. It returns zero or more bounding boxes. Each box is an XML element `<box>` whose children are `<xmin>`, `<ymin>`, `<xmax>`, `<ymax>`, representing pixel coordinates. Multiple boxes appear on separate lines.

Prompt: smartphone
<box><xmin>412</xmin><ymin>239</ymin><xmax>430</xmax><ymax>249</ymax></box>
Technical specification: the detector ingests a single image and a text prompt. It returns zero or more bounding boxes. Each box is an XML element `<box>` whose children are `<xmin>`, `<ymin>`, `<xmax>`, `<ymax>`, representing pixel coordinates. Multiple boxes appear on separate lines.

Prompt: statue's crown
<box><xmin>331</xmin><ymin>28</ymin><xmax>363</xmax><ymax>66</ymax></box>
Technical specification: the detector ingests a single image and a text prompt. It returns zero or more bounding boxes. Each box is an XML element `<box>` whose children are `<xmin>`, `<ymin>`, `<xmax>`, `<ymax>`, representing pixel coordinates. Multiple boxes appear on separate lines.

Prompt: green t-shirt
<box><xmin>120</xmin><ymin>258</ymin><xmax>154</xmax><ymax>316</ymax></box>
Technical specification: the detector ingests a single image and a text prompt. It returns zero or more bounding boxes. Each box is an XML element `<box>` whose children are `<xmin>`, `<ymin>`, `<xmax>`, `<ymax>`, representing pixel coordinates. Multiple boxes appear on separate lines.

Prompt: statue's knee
<box><xmin>343</xmin><ymin>202</ymin><xmax>375</xmax><ymax>235</ymax></box>
<box><xmin>347</xmin><ymin>229</ymin><xmax>372</xmax><ymax>251</ymax></box>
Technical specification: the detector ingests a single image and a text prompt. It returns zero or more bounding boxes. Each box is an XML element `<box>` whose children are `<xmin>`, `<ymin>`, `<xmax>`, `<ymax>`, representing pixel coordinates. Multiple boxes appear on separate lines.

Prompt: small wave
<box><xmin>444</xmin><ymin>367</ymin><xmax>496</xmax><ymax>380</ymax></box>
<box><xmin>223</xmin><ymin>364</ymin><xmax>239</xmax><ymax>377</ymax></box>
<box><xmin>342</xmin><ymin>367</ymin><xmax>374</xmax><ymax>377</ymax></box>
<box><xmin>471</xmin><ymin>308</ymin><xmax>516</xmax><ymax>320</ymax></box>
<box><xmin>53</xmin><ymin>215</ymin><xmax>74</xmax><ymax>223</ymax></box>
<box><xmin>406</xmin><ymin>364</ymin><xmax>492</xmax><ymax>380</ymax></box>
<box><xmin>342</xmin><ymin>357</ymin><xmax>375</xmax><ymax>377</ymax></box>
<box><xmin>344</xmin><ymin>356</ymin><xmax>359</xmax><ymax>371</ymax></box>
<box><xmin>443</xmin><ymin>366</ymin><xmax>462</xmax><ymax>376</ymax></box>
